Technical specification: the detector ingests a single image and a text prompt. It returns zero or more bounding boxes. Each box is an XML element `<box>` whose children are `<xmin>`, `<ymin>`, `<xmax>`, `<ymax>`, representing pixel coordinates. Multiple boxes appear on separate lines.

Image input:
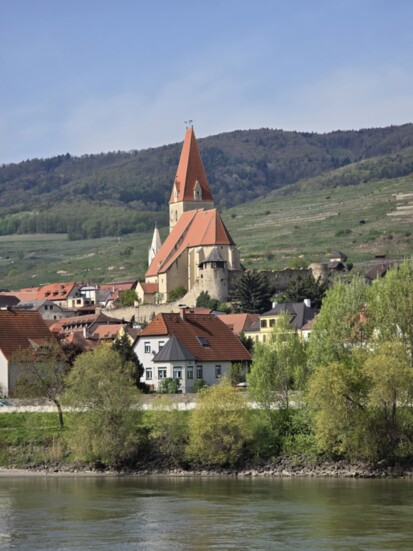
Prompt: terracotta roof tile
<box><xmin>139</xmin><ymin>313</ymin><xmax>251</xmax><ymax>362</ymax></box>
<box><xmin>220</xmin><ymin>313</ymin><xmax>260</xmax><ymax>335</ymax></box>
<box><xmin>169</xmin><ymin>128</ymin><xmax>213</xmax><ymax>204</ymax></box>
<box><xmin>139</xmin><ymin>282</ymin><xmax>158</xmax><ymax>294</ymax></box>
<box><xmin>0</xmin><ymin>310</ymin><xmax>53</xmax><ymax>360</ymax></box>
<box><xmin>146</xmin><ymin>208</ymin><xmax>234</xmax><ymax>277</ymax></box>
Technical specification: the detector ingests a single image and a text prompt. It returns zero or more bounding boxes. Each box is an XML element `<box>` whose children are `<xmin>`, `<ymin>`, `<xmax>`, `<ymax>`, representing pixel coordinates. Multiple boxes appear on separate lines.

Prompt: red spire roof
<box><xmin>169</xmin><ymin>127</ymin><xmax>213</xmax><ymax>204</ymax></box>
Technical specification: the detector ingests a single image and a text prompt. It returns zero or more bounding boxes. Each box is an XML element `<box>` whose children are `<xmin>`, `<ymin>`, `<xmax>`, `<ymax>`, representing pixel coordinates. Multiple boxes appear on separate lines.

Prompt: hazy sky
<box><xmin>1</xmin><ymin>0</ymin><xmax>412</xmax><ymax>163</ymax></box>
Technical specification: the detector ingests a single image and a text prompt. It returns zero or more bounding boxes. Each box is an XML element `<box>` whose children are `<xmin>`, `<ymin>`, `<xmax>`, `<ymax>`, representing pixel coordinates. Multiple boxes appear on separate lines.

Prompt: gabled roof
<box><xmin>219</xmin><ymin>313</ymin><xmax>260</xmax><ymax>335</ymax></box>
<box><xmin>139</xmin><ymin>312</ymin><xmax>251</xmax><ymax>362</ymax></box>
<box><xmin>169</xmin><ymin>127</ymin><xmax>213</xmax><ymax>204</ymax></box>
<box><xmin>261</xmin><ymin>302</ymin><xmax>318</xmax><ymax>330</ymax></box>
<box><xmin>50</xmin><ymin>313</ymin><xmax>119</xmax><ymax>334</ymax></box>
<box><xmin>146</xmin><ymin>208</ymin><xmax>234</xmax><ymax>277</ymax></box>
<box><xmin>365</xmin><ymin>262</ymin><xmax>393</xmax><ymax>281</ymax></box>
<box><xmin>153</xmin><ymin>335</ymin><xmax>196</xmax><ymax>362</ymax></box>
<box><xmin>37</xmin><ymin>282</ymin><xmax>78</xmax><ymax>301</ymax></box>
<box><xmin>138</xmin><ymin>282</ymin><xmax>159</xmax><ymax>294</ymax></box>
<box><xmin>0</xmin><ymin>310</ymin><xmax>53</xmax><ymax>360</ymax></box>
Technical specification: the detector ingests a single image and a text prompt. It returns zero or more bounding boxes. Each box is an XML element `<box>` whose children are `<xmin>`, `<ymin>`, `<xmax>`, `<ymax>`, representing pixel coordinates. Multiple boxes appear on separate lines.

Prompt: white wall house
<box><xmin>133</xmin><ymin>310</ymin><xmax>251</xmax><ymax>393</ymax></box>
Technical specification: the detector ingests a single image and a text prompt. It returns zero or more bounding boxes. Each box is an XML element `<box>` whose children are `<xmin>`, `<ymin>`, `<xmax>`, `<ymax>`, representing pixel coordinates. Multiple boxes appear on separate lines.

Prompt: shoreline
<box><xmin>1</xmin><ymin>460</ymin><xmax>413</xmax><ymax>479</ymax></box>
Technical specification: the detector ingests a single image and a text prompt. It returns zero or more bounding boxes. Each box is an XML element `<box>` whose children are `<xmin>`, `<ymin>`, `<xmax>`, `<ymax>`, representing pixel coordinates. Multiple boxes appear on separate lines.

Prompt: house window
<box><xmin>269</xmin><ymin>319</ymin><xmax>275</xmax><ymax>327</ymax></box>
<box><xmin>158</xmin><ymin>341</ymin><xmax>165</xmax><ymax>351</ymax></box>
<box><xmin>76</xmin><ymin>299</ymin><xmax>82</xmax><ymax>305</ymax></box>
<box><xmin>255</xmin><ymin>336</ymin><xmax>259</xmax><ymax>342</ymax></box>
<box><xmin>158</xmin><ymin>368</ymin><xmax>167</xmax><ymax>379</ymax></box>
<box><xmin>263</xmin><ymin>335</ymin><xmax>266</xmax><ymax>343</ymax></box>
<box><xmin>261</xmin><ymin>320</ymin><xmax>267</xmax><ymax>328</ymax></box>
<box><xmin>173</xmin><ymin>367</ymin><xmax>182</xmax><ymax>379</ymax></box>
<box><xmin>215</xmin><ymin>365</ymin><xmax>222</xmax><ymax>378</ymax></box>
<box><xmin>146</xmin><ymin>368</ymin><xmax>153</xmax><ymax>380</ymax></box>
<box><xmin>196</xmin><ymin>365</ymin><xmax>203</xmax><ymax>379</ymax></box>
<box><xmin>187</xmin><ymin>367</ymin><xmax>194</xmax><ymax>380</ymax></box>
<box><xmin>144</xmin><ymin>342</ymin><xmax>151</xmax><ymax>354</ymax></box>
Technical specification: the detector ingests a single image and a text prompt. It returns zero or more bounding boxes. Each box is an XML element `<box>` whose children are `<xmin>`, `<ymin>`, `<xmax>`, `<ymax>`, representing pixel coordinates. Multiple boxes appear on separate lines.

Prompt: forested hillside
<box><xmin>1</xmin><ymin>124</ymin><xmax>413</xmax><ymax>239</ymax></box>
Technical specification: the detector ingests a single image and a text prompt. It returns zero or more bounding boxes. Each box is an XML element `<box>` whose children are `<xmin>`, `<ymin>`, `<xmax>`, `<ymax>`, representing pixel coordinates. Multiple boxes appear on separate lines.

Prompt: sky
<box><xmin>1</xmin><ymin>0</ymin><xmax>413</xmax><ymax>164</ymax></box>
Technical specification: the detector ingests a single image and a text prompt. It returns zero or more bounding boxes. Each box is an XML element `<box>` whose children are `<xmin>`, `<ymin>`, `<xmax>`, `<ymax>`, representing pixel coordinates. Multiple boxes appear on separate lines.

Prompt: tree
<box><xmin>148</xmin><ymin>396</ymin><xmax>189</xmax><ymax>465</ymax></box>
<box><xmin>13</xmin><ymin>339</ymin><xmax>69</xmax><ymax>428</ymax></box>
<box><xmin>280</xmin><ymin>272</ymin><xmax>327</xmax><ymax>309</ymax></box>
<box><xmin>231</xmin><ymin>270</ymin><xmax>273</xmax><ymax>314</ymax></box>
<box><xmin>63</xmin><ymin>346</ymin><xmax>142</xmax><ymax>467</ymax></box>
<box><xmin>196</xmin><ymin>290</ymin><xmax>219</xmax><ymax>310</ymax></box>
<box><xmin>187</xmin><ymin>378</ymin><xmax>253</xmax><ymax>466</ymax></box>
<box><xmin>248</xmin><ymin>314</ymin><xmax>307</xmax><ymax>430</ymax></box>
<box><xmin>368</xmin><ymin>259</ymin><xmax>413</xmax><ymax>365</ymax></box>
<box><xmin>112</xmin><ymin>331</ymin><xmax>145</xmax><ymax>391</ymax></box>
<box><xmin>307</xmin><ymin>277</ymin><xmax>369</xmax><ymax>370</ymax></box>
<box><xmin>118</xmin><ymin>289</ymin><xmax>138</xmax><ymax>307</ymax></box>
<box><xmin>308</xmin><ymin>341</ymin><xmax>413</xmax><ymax>462</ymax></box>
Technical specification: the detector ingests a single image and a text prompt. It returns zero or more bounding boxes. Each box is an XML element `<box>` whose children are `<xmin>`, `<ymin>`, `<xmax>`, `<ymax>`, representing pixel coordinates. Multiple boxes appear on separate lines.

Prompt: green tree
<box><xmin>187</xmin><ymin>378</ymin><xmax>252</xmax><ymax>466</ymax></box>
<box><xmin>63</xmin><ymin>346</ymin><xmax>142</xmax><ymax>467</ymax></box>
<box><xmin>308</xmin><ymin>341</ymin><xmax>413</xmax><ymax>462</ymax></box>
<box><xmin>248</xmin><ymin>315</ymin><xmax>307</xmax><ymax>429</ymax></box>
<box><xmin>13</xmin><ymin>340</ymin><xmax>69</xmax><ymax>429</ymax></box>
<box><xmin>148</xmin><ymin>396</ymin><xmax>189</xmax><ymax>464</ymax></box>
<box><xmin>231</xmin><ymin>270</ymin><xmax>273</xmax><ymax>314</ymax></box>
<box><xmin>112</xmin><ymin>331</ymin><xmax>145</xmax><ymax>391</ymax></box>
<box><xmin>280</xmin><ymin>272</ymin><xmax>327</xmax><ymax>309</ymax></box>
<box><xmin>368</xmin><ymin>259</ymin><xmax>413</xmax><ymax>365</ymax></box>
<box><xmin>196</xmin><ymin>290</ymin><xmax>219</xmax><ymax>310</ymax></box>
<box><xmin>307</xmin><ymin>277</ymin><xmax>369</xmax><ymax>370</ymax></box>
<box><xmin>118</xmin><ymin>289</ymin><xmax>138</xmax><ymax>307</ymax></box>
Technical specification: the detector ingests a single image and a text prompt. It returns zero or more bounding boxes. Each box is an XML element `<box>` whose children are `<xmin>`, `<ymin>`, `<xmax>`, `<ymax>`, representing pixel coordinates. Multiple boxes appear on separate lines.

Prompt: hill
<box><xmin>0</xmin><ymin>123</ymin><xmax>412</xmax><ymax>289</ymax></box>
<box><xmin>1</xmin><ymin>124</ymin><xmax>413</xmax><ymax>239</ymax></box>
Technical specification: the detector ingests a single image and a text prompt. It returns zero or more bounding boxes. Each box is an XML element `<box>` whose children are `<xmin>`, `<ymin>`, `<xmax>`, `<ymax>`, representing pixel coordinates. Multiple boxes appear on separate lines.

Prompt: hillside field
<box><xmin>1</xmin><ymin>173</ymin><xmax>412</xmax><ymax>290</ymax></box>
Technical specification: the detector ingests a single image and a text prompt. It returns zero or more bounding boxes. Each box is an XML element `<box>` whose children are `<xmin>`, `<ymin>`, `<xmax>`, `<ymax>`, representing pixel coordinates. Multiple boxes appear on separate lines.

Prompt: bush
<box><xmin>168</xmin><ymin>286</ymin><xmax>187</xmax><ymax>302</ymax></box>
<box><xmin>158</xmin><ymin>378</ymin><xmax>181</xmax><ymax>394</ymax></box>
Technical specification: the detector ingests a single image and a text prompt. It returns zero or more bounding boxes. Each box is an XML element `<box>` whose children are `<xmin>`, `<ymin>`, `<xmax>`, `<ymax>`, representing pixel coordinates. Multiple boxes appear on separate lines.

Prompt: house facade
<box><xmin>134</xmin><ymin>309</ymin><xmax>251</xmax><ymax>392</ymax></box>
<box><xmin>245</xmin><ymin>300</ymin><xmax>319</xmax><ymax>343</ymax></box>
<box><xmin>0</xmin><ymin>310</ymin><xmax>53</xmax><ymax>395</ymax></box>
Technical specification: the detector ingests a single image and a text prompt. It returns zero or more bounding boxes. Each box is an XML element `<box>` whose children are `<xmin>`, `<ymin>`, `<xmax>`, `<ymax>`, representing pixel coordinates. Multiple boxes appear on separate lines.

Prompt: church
<box><xmin>144</xmin><ymin>127</ymin><xmax>242</xmax><ymax>304</ymax></box>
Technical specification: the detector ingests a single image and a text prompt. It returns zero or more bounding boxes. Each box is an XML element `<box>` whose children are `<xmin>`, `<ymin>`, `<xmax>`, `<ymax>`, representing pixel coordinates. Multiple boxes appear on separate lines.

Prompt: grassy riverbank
<box><xmin>1</xmin><ymin>411</ymin><xmax>413</xmax><ymax>479</ymax></box>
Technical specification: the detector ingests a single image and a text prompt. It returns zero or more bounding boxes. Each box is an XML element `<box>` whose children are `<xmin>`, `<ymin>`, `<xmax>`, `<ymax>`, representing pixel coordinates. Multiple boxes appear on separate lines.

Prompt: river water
<box><xmin>0</xmin><ymin>476</ymin><xmax>412</xmax><ymax>550</ymax></box>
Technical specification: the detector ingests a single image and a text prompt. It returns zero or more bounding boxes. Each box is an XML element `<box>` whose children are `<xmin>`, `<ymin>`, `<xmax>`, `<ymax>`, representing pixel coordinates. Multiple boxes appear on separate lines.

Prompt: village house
<box><xmin>0</xmin><ymin>310</ymin><xmax>53</xmax><ymax>396</ymax></box>
<box><xmin>245</xmin><ymin>300</ymin><xmax>319</xmax><ymax>343</ymax></box>
<box><xmin>133</xmin><ymin>308</ymin><xmax>251</xmax><ymax>392</ymax></box>
<box><xmin>13</xmin><ymin>299</ymin><xmax>72</xmax><ymax>321</ymax></box>
<box><xmin>144</xmin><ymin>127</ymin><xmax>242</xmax><ymax>304</ymax></box>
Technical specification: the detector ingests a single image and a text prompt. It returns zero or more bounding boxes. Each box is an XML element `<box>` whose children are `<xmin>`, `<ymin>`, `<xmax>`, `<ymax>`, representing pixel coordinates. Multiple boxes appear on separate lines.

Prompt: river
<box><xmin>0</xmin><ymin>476</ymin><xmax>412</xmax><ymax>550</ymax></box>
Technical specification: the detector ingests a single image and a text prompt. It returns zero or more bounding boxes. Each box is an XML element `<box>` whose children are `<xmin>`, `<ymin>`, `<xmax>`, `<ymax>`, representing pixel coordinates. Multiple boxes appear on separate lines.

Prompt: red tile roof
<box><xmin>169</xmin><ymin>128</ymin><xmax>213</xmax><ymax>204</ymax></box>
<box><xmin>146</xmin><ymin>208</ymin><xmax>234</xmax><ymax>277</ymax></box>
<box><xmin>90</xmin><ymin>324</ymin><xmax>128</xmax><ymax>341</ymax></box>
<box><xmin>37</xmin><ymin>282</ymin><xmax>78</xmax><ymax>301</ymax></box>
<box><xmin>0</xmin><ymin>310</ymin><xmax>53</xmax><ymax>360</ymax></box>
<box><xmin>139</xmin><ymin>282</ymin><xmax>158</xmax><ymax>294</ymax></box>
<box><xmin>139</xmin><ymin>312</ymin><xmax>251</xmax><ymax>362</ymax></box>
<box><xmin>220</xmin><ymin>313</ymin><xmax>260</xmax><ymax>335</ymax></box>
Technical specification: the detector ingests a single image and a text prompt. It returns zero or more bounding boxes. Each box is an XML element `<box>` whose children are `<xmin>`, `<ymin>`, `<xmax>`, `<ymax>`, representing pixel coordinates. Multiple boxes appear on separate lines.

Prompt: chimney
<box><xmin>272</xmin><ymin>301</ymin><xmax>277</xmax><ymax>309</ymax></box>
<box><xmin>304</xmin><ymin>299</ymin><xmax>311</xmax><ymax>308</ymax></box>
<box><xmin>178</xmin><ymin>304</ymin><xmax>187</xmax><ymax>320</ymax></box>
<box><xmin>83</xmin><ymin>326</ymin><xmax>89</xmax><ymax>339</ymax></box>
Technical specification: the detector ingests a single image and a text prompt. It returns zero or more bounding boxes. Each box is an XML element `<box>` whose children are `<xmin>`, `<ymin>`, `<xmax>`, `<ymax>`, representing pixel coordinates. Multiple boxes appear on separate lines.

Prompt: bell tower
<box><xmin>169</xmin><ymin>126</ymin><xmax>214</xmax><ymax>232</ymax></box>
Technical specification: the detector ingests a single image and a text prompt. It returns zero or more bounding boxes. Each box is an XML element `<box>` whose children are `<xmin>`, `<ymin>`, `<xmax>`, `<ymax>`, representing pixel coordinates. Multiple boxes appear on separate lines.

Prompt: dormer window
<box><xmin>194</xmin><ymin>180</ymin><xmax>202</xmax><ymax>200</ymax></box>
<box><xmin>197</xmin><ymin>336</ymin><xmax>209</xmax><ymax>347</ymax></box>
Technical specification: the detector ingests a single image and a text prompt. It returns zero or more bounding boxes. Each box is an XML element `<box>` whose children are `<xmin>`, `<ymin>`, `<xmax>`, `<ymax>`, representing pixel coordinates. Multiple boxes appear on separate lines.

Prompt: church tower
<box><xmin>169</xmin><ymin>127</ymin><xmax>214</xmax><ymax>232</ymax></box>
<box><xmin>148</xmin><ymin>225</ymin><xmax>162</xmax><ymax>266</ymax></box>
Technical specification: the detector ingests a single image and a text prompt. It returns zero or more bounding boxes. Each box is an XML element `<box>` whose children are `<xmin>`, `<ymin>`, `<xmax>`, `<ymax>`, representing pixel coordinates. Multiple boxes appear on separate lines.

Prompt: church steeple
<box><xmin>169</xmin><ymin>127</ymin><xmax>214</xmax><ymax>232</ymax></box>
<box><xmin>148</xmin><ymin>225</ymin><xmax>162</xmax><ymax>266</ymax></box>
